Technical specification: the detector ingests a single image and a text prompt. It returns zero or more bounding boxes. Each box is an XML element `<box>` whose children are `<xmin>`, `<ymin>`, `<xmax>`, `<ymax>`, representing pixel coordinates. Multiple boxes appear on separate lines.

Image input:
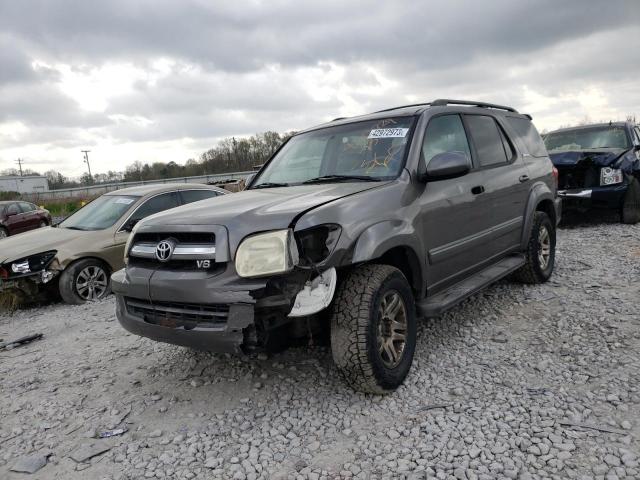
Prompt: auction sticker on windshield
<box><xmin>114</xmin><ymin>198</ymin><xmax>135</xmax><ymax>204</ymax></box>
<box><xmin>368</xmin><ymin>128</ymin><xmax>409</xmax><ymax>139</ymax></box>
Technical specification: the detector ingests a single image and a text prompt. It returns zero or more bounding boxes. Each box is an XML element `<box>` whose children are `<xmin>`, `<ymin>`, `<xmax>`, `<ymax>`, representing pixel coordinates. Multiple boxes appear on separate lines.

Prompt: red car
<box><xmin>0</xmin><ymin>201</ymin><xmax>52</xmax><ymax>239</ymax></box>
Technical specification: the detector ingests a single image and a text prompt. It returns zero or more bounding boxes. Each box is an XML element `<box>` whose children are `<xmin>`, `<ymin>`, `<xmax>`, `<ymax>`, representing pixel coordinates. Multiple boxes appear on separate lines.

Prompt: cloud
<box><xmin>0</xmin><ymin>0</ymin><xmax>638</xmax><ymax>176</ymax></box>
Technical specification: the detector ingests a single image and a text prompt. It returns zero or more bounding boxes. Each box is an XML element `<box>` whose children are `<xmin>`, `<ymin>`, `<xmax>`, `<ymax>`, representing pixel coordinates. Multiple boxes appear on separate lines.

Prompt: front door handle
<box><xmin>471</xmin><ymin>185</ymin><xmax>485</xmax><ymax>195</ymax></box>
<box><xmin>519</xmin><ymin>175</ymin><xmax>530</xmax><ymax>183</ymax></box>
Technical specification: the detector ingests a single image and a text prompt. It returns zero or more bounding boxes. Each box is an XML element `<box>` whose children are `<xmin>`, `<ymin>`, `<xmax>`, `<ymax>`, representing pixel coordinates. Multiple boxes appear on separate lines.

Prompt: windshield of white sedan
<box><xmin>544</xmin><ymin>127</ymin><xmax>630</xmax><ymax>151</ymax></box>
<box><xmin>59</xmin><ymin>195</ymin><xmax>139</xmax><ymax>230</ymax></box>
<box><xmin>252</xmin><ymin>117</ymin><xmax>415</xmax><ymax>187</ymax></box>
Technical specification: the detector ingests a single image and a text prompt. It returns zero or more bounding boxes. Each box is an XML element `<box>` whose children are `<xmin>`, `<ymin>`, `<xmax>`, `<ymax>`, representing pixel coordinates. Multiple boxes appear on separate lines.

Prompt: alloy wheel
<box><xmin>376</xmin><ymin>290</ymin><xmax>408</xmax><ymax>369</ymax></box>
<box><xmin>538</xmin><ymin>225</ymin><xmax>551</xmax><ymax>270</ymax></box>
<box><xmin>75</xmin><ymin>265</ymin><xmax>109</xmax><ymax>301</ymax></box>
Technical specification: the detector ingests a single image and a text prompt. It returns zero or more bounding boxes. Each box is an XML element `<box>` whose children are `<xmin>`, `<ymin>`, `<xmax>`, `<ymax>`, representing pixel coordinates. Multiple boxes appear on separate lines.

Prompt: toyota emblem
<box><xmin>155</xmin><ymin>239</ymin><xmax>175</xmax><ymax>262</ymax></box>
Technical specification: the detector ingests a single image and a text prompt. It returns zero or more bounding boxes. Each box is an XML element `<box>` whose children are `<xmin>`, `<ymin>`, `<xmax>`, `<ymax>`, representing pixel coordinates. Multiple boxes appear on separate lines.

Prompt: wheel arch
<box><xmin>520</xmin><ymin>183</ymin><xmax>557</xmax><ymax>251</ymax></box>
<box><xmin>350</xmin><ymin>221</ymin><xmax>425</xmax><ymax>297</ymax></box>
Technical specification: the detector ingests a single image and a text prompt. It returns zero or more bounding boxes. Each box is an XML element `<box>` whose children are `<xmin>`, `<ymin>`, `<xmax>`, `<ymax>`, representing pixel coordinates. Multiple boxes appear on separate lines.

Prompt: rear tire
<box><xmin>59</xmin><ymin>259</ymin><xmax>111</xmax><ymax>305</ymax></box>
<box><xmin>513</xmin><ymin>211</ymin><xmax>555</xmax><ymax>284</ymax></box>
<box><xmin>0</xmin><ymin>227</ymin><xmax>7</xmax><ymax>239</ymax></box>
<box><xmin>621</xmin><ymin>178</ymin><xmax>640</xmax><ymax>225</ymax></box>
<box><xmin>330</xmin><ymin>264</ymin><xmax>416</xmax><ymax>394</ymax></box>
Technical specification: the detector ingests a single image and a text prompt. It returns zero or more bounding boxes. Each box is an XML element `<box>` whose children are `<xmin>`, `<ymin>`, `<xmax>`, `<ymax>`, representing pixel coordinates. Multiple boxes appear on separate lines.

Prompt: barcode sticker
<box><xmin>368</xmin><ymin>128</ymin><xmax>409</xmax><ymax>139</ymax></box>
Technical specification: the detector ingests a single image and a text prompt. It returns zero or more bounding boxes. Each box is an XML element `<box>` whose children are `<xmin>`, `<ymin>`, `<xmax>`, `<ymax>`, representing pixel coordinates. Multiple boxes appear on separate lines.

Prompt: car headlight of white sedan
<box><xmin>600</xmin><ymin>167</ymin><xmax>623</xmax><ymax>186</ymax></box>
<box><xmin>235</xmin><ymin>229</ymin><xmax>299</xmax><ymax>278</ymax></box>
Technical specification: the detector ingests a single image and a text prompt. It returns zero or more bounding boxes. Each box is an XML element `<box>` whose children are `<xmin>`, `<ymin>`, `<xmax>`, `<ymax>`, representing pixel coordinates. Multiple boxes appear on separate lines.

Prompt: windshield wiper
<box><xmin>302</xmin><ymin>175</ymin><xmax>383</xmax><ymax>184</ymax></box>
<box><xmin>63</xmin><ymin>226</ymin><xmax>89</xmax><ymax>231</ymax></box>
<box><xmin>252</xmin><ymin>182</ymin><xmax>290</xmax><ymax>189</ymax></box>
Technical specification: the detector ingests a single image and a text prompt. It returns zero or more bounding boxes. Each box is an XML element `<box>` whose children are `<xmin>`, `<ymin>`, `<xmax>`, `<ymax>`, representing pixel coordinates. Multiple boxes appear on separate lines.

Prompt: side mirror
<box><xmin>634</xmin><ymin>144</ymin><xmax>640</xmax><ymax>152</ymax></box>
<box><xmin>422</xmin><ymin>151</ymin><xmax>471</xmax><ymax>181</ymax></box>
<box><xmin>121</xmin><ymin>218</ymin><xmax>139</xmax><ymax>232</ymax></box>
<box><xmin>245</xmin><ymin>173</ymin><xmax>256</xmax><ymax>187</ymax></box>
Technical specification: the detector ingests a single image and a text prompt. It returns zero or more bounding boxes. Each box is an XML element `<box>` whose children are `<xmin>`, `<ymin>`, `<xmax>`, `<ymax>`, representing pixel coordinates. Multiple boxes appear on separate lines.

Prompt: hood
<box><xmin>0</xmin><ymin>226</ymin><xmax>104</xmax><ymax>264</ymax></box>
<box><xmin>549</xmin><ymin>148</ymin><xmax>626</xmax><ymax>167</ymax></box>
<box><xmin>144</xmin><ymin>182</ymin><xmax>387</xmax><ymax>229</ymax></box>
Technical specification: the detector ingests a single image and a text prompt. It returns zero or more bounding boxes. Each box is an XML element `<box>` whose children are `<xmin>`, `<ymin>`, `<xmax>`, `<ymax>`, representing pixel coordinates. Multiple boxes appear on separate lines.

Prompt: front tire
<box><xmin>331</xmin><ymin>264</ymin><xmax>417</xmax><ymax>394</ymax></box>
<box><xmin>59</xmin><ymin>259</ymin><xmax>111</xmax><ymax>304</ymax></box>
<box><xmin>621</xmin><ymin>178</ymin><xmax>640</xmax><ymax>225</ymax></box>
<box><xmin>513</xmin><ymin>211</ymin><xmax>555</xmax><ymax>284</ymax></box>
<box><xmin>39</xmin><ymin>220</ymin><xmax>48</xmax><ymax>228</ymax></box>
<box><xmin>0</xmin><ymin>227</ymin><xmax>7</xmax><ymax>239</ymax></box>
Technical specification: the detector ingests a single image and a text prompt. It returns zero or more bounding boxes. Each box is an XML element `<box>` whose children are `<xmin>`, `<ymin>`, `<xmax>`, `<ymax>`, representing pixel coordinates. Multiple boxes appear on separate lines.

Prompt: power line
<box><xmin>81</xmin><ymin>150</ymin><xmax>92</xmax><ymax>183</ymax></box>
<box><xmin>15</xmin><ymin>158</ymin><xmax>24</xmax><ymax>176</ymax></box>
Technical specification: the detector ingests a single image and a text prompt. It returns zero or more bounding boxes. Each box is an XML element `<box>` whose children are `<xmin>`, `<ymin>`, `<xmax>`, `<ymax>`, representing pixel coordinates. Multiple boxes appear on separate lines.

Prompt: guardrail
<box><xmin>21</xmin><ymin>171</ymin><xmax>253</xmax><ymax>201</ymax></box>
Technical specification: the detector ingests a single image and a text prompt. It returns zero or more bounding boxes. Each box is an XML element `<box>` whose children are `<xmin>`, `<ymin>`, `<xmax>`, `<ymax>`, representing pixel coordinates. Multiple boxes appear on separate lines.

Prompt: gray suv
<box><xmin>113</xmin><ymin>99</ymin><xmax>561</xmax><ymax>394</ymax></box>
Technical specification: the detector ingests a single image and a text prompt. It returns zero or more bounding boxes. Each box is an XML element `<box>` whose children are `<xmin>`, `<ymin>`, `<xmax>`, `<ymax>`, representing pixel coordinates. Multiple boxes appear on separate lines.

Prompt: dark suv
<box><xmin>544</xmin><ymin>122</ymin><xmax>640</xmax><ymax>223</ymax></box>
<box><xmin>113</xmin><ymin>99</ymin><xmax>561</xmax><ymax>394</ymax></box>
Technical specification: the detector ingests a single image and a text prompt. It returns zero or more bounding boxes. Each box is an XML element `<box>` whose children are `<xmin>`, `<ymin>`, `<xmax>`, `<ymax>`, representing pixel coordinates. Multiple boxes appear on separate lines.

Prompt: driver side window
<box><xmin>422</xmin><ymin>115</ymin><xmax>471</xmax><ymax>166</ymax></box>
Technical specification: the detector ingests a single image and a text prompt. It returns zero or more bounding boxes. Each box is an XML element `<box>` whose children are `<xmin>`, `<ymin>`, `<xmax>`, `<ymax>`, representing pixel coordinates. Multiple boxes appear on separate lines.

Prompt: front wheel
<box><xmin>59</xmin><ymin>259</ymin><xmax>111</xmax><ymax>304</ymax></box>
<box><xmin>330</xmin><ymin>264</ymin><xmax>417</xmax><ymax>394</ymax></box>
<box><xmin>39</xmin><ymin>220</ymin><xmax>48</xmax><ymax>228</ymax></box>
<box><xmin>0</xmin><ymin>227</ymin><xmax>7</xmax><ymax>239</ymax></box>
<box><xmin>513</xmin><ymin>211</ymin><xmax>555</xmax><ymax>284</ymax></box>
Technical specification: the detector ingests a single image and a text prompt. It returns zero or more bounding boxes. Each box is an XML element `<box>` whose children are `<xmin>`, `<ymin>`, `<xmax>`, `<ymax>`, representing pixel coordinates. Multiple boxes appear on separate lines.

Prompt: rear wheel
<box><xmin>330</xmin><ymin>264</ymin><xmax>416</xmax><ymax>394</ymax></box>
<box><xmin>513</xmin><ymin>211</ymin><xmax>555</xmax><ymax>284</ymax></box>
<box><xmin>0</xmin><ymin>227</ymin><xmax>7</xmax><ymax>239</ymax></box>
<box><xmin>621</xmin><ymin>178</ymin><xmax>640</xmax><ymax>225</ymax></box>
<box><xmin>59</xmin><ymin>259</ymin><xmax>111</xmax><ymax>304</ymax></box>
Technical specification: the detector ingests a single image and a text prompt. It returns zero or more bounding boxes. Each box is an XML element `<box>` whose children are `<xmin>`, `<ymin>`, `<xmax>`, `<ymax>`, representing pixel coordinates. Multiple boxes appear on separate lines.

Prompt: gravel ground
<box><xmin>1</xmin><ymin>215</ymin><xmax>639</xmax><ymax>480</ymax></box>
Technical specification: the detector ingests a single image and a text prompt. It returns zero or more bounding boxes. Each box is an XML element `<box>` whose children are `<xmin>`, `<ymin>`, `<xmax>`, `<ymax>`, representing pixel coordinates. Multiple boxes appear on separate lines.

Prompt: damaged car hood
<box><xmin>139</xmin><ymin>182</ymin><xmax>389</xmax><ymax>248</ymax></box>
<box><xmin>550</xmin><ymin>148</ymin><xmax>640</xmax><ymax>173</ymax></box>
<box><xmin>0</xmin><ymin>226</ymin><xmax>108</xmax><ymax>265</ymax></box>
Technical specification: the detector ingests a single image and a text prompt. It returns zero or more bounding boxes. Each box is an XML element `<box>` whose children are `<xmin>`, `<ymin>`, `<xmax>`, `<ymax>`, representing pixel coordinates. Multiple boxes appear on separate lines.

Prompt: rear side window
<box><xmin>507</xmin><ymin>117</ymin><xmax>548</xmax><ymax>157</ymax></box>
<box><xmin>465</xmin><ymin>115</ymin><xmax>510</xmax><ymax>167</ymax></box>
<box><xmin>130</xmin><ymin>192</ymin><xmax>180</xmax><ymax>223</ymax></box>
<box><xmin>180</xmin><ymin>190</ymin><xmax>219</xmax><ymax>205</ymax></box>
<box><xmin>421</xmin><ymin>114</ymin><xmax>471</xmax><ymax>165</ymax></box>
<box><xmin>7</xmin><ymin>203</ymin><xmax>20</xmax><ymax>215</ymax></box>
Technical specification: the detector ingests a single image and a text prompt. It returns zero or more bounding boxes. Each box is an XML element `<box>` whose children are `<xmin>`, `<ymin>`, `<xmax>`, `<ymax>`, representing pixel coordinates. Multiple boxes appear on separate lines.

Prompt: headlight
<box><xmin>600</xmin><ymin>167</ymin><xmax>623</xmax><ymax>186</ymax></box>
<box><xmin>235</xmin><ymin>229</ymin><xmax>299</xmax><ymax>278</ymax></box>
<box><xmin>8</xmin><ymin>251</ymin><xmax>57</xmax><ymax>276</ymax></box>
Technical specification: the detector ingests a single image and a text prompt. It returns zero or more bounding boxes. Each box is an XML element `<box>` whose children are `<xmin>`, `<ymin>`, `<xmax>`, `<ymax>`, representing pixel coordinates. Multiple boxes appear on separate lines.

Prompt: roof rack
<box><xmin>373</xmin><ymin>102</ymin><xmax>433</xmax><ymax>113</ymax></box>
<box><xmin>431</xmin><ymin>99</ymin><xmax>518</xmax><ymax>113</ymax></box>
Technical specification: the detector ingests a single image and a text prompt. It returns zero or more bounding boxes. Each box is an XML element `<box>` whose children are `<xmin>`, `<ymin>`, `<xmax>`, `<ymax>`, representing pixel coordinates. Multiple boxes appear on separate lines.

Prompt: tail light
<box><xmin>0</xmin><ymin>267</ymin><xmax>7</xmax><ymax>280</ymax></box>
<box><xmin>552</xmin><ymin>166</ymin><xmax>559</xmax><ymax>187</ymax></box>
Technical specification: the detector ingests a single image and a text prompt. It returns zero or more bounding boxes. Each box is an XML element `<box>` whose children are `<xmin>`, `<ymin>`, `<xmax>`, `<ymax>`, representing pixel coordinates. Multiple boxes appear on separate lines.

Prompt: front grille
<box><xmin>557</xmin><ymin>166</ymin><xmax>599</xmax><ymax>189</ymax></box>
<box><xmin>133</xmin><ymin>232</ymin><xmax>215</xmax><ymax>244</ymax></box>
<box><xmin>127</xmin><ymin>256</ymin><xmax>225</xmax><ymax>272</ymax></box>
<box><xmin>125</xmin><ymin>297</ymin><xmax>229</xmax><ymax>329</ymax></box>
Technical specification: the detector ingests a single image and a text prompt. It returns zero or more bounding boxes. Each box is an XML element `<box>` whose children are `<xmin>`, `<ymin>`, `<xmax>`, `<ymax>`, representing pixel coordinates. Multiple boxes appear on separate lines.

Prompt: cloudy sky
<box><xmin>1</xmin><ymin>0</ymin><xmax>639</xmax><ymax>178</ymax></box>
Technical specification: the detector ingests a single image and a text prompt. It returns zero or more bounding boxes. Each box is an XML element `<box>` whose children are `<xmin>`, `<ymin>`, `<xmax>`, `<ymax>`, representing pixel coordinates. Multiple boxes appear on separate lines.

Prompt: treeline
<box><xmin>1</xmin><ymin>131</ymin><xmax>292</xmax><ymax>189</ymax></box>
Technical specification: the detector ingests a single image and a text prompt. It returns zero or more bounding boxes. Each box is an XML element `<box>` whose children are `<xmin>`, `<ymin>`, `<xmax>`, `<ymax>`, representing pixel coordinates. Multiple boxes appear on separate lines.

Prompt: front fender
<box><xmin>520</xmin><ymin>182</ymin><xmax>556</xmax><ymax>250</ymax></box>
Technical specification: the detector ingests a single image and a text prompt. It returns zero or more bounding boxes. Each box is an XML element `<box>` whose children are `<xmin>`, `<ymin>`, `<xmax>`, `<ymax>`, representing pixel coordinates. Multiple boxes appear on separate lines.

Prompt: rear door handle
<box><xmin>519</xmin><ymin>175</ymin><xmax>530</xmax><ymax>183</ymax></box>
<box><xmin>471</xmin><ymin>185</ymin><xmax>485</xmax><ymax>195</ymax></box>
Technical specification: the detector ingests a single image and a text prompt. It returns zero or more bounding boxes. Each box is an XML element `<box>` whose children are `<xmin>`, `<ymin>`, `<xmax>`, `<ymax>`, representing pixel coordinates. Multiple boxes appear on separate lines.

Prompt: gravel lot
<box><xmin>1</xmin><ymin>215</ymin><xmax>639</xmax><ymax>480</ymax></box>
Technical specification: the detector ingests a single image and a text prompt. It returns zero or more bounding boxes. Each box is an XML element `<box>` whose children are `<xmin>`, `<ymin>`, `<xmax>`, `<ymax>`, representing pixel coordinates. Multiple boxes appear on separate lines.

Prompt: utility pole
<box><xmin>15</xmin><ymin>158</ymin><xmax>24</xmax><ymax>176</ymax></box>
<box><xmin>81</xmin><ymin>150</ymin><xmax>92</xmax><ymax>184</ymax></box>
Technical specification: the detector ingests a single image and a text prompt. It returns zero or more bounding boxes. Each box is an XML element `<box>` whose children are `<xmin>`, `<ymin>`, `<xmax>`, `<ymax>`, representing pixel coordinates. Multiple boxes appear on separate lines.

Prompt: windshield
<box><xmin>252</xmin><ymin>116</ymin><xmax>416</xmax><ymax>187</ymax></box>
<box><xmin>59</xmin><ymin>195</ymin><xmax>139</xmax><ymax>231</ymax></box>
<box><xmin>544</xmin><ymin>126</ymin><xmax>630</xmax><ymax>151</ymax></box>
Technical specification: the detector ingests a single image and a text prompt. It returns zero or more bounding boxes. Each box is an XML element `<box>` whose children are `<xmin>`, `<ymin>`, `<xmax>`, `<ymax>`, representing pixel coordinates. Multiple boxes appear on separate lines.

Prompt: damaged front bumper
<box><xmin>558</xmin><ymin>184</ymin><xmax>628</xmax><ymax>209</ymax></box>
<box><xmin>112</xmin><ymin>266</ymin><xmax>336</xmax><ymax>353</ymax></box>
